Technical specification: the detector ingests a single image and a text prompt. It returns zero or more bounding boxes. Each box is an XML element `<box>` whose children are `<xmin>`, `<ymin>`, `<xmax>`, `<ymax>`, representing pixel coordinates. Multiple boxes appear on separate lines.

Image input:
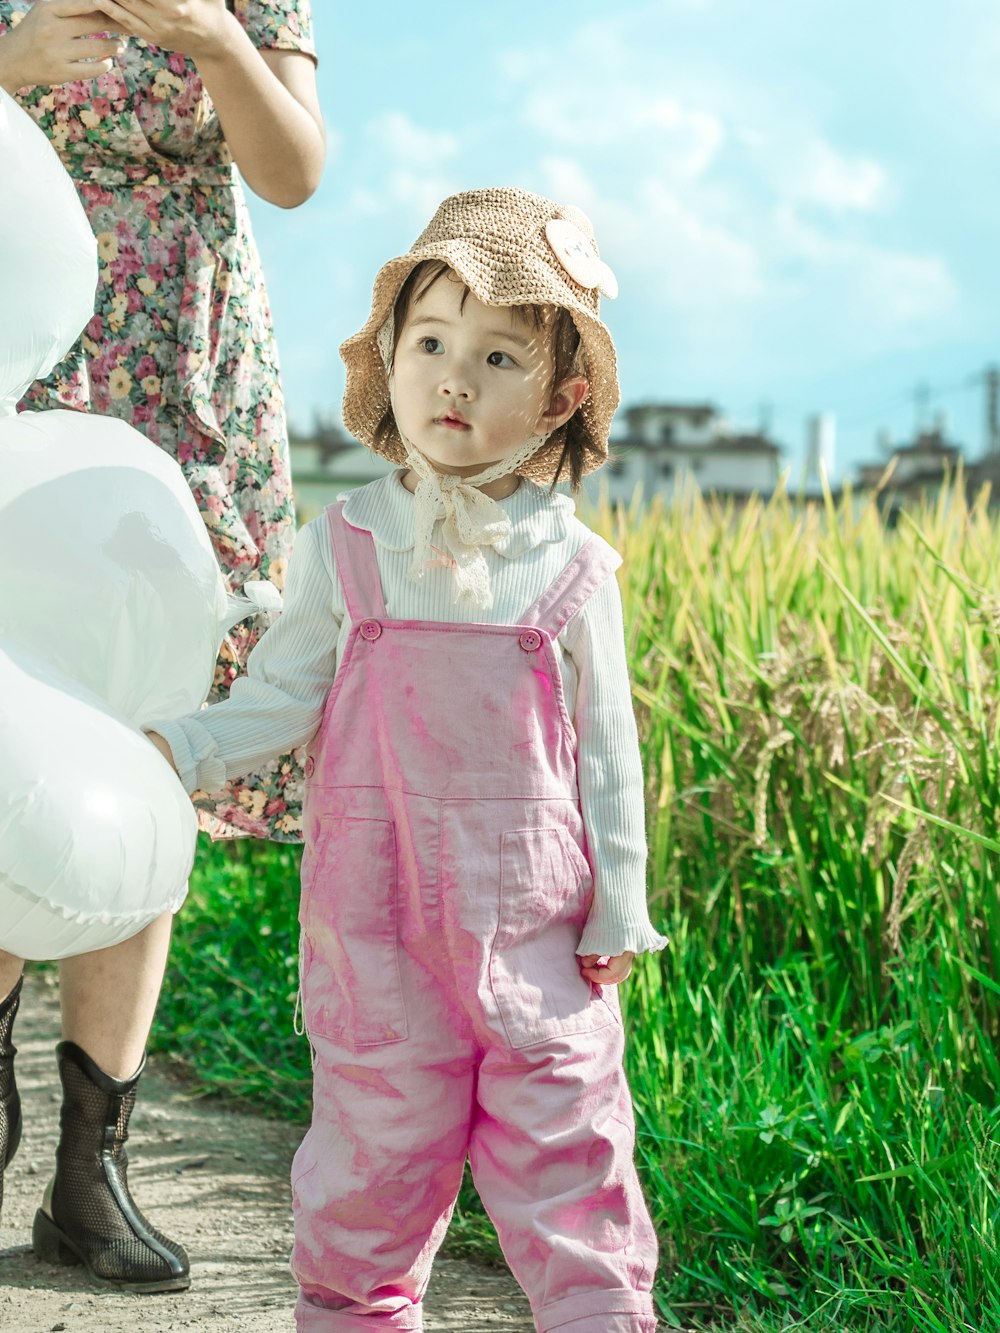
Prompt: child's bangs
<box><xmin>397</xmin><ymin>260</ymin><xmax>563</xmax><ymax>330</ymax></box>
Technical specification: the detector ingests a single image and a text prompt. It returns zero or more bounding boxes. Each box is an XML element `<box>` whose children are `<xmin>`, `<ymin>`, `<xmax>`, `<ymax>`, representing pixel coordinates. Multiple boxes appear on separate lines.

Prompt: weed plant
<box><xmin>153</xmin><ymin>476</ymin><xmax>1000</xmax><ymax>1331</ymax></box>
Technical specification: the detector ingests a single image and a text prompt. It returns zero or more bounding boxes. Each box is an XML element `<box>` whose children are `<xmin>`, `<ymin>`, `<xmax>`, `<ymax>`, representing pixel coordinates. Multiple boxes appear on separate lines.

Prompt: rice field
<box><xmin>154</xmin><ymin>477</ymin><xmax>1000</xmax><ymax>1330</ymax></box>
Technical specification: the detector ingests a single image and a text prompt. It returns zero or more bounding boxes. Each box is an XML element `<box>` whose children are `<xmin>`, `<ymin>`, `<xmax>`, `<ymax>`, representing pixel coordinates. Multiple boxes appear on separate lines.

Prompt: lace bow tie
<box><xmin>403</xmin><ymin>435</ymin><xmax>546</xmax><ymax>609</ymax></box>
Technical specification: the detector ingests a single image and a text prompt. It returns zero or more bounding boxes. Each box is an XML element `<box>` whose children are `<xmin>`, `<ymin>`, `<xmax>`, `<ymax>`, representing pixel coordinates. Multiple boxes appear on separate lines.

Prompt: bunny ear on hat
<box><xmin>545</xmin><ymin>217</ymin><xmax>619</xmax><ymax>300</ymax></box>
<box><xmin>340</xmin><ymin>188</ymin><xmax>620</xmax><ymax>485</ymax></box>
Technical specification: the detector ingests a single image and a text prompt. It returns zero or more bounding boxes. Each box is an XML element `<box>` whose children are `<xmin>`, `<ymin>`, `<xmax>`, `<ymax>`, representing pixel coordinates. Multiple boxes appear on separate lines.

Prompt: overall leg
<box><xmin>292</xmin><ymin>1031</ymin><xmax>475</xmax><ymax>1331</ymax></box>
<box><xmin>470</xmin><ymin>1016</ymin><xmax>658</xmax><ymax>1333</ymax></box>
<box><xmin>31</xmin><ymin>912</ymin><xmax>189</xmax><ymax>1290</ymax></box>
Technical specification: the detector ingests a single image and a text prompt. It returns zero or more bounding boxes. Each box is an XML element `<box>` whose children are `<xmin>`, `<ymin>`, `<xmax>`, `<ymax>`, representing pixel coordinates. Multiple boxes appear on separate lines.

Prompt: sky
<box><xmin>247</xmin><ymin>0</ymin><xmax>1000</xmax><ymax>483</ymax></box>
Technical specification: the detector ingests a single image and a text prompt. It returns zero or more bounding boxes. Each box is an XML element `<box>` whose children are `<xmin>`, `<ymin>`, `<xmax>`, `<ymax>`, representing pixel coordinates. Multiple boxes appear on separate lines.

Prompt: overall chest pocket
<box><xmin>489</xmin><ymin>827</ymin><xmax>618</xmax><ymax>1050</ymax></box>
<box><xmin>299</xmin><ymin>815</ymin><xmax>407</xmax><ymax>1051</ymax></box>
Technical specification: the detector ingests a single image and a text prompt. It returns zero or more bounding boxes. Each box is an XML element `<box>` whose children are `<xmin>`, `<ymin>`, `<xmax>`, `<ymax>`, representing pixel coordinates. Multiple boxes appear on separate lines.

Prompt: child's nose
<box><xmin>438</xmin><ymin>359</ymin><xmax>476</xmax><ymax>400</ymax></box>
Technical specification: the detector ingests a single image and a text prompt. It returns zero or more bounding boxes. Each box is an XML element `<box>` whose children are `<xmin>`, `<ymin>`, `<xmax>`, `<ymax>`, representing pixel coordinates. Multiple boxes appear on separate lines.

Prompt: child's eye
<box><xmin>419</xmin><ymin>337</ymin><xmax>444</xmax><ymax>355</ymax></box>
<box><xmin>486</xmin><ymin>350</ymin><xmax>517</xmax><ymax>368</ymax></box>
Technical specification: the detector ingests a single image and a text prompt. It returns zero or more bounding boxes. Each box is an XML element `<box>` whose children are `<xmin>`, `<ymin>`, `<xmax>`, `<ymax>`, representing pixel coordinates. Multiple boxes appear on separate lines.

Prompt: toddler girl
<box><xmin>150</xmin><ymin>187</ymin><xmax>666</xmax><ymax>1332</ymax></box>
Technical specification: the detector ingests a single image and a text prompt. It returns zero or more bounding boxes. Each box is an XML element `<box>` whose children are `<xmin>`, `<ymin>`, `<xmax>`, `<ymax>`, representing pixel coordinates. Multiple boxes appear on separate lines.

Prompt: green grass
<box><xmin>152</xmin><ymin>477</ymin><xmax>1000</xmax><ymax>1330</ymax></box>
<box><xmin>152</xmin><ymin>837</ymin><xmax>310</xmax><ymax>1116</ymax></box>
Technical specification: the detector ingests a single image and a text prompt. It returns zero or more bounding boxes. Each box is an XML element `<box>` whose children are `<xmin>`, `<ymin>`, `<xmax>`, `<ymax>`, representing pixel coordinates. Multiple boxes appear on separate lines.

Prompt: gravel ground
<box><xmin>0</xmin><ymin>968</ymin><xmax>535</xmax><ymax>1332</ymax></box>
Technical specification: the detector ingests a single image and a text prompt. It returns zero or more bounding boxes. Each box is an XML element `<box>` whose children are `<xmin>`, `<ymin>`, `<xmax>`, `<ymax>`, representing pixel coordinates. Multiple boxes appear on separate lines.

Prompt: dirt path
<box><xmin>0</xmin><ymin>968</ymin><xmax>534</xmax><ymax>1332</ymax></box>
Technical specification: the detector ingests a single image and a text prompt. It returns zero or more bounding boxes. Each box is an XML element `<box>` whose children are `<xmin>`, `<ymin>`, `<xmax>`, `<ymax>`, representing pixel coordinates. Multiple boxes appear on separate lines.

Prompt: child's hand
<box><xmin>144</xmin><ymin>729</ymin><xmax>178</xmax><ymax>777</ymax></box>
<box><xmin>578</xmin><ymin>951</ymin><xmax>634</xmax><ymax>986</ymax></box>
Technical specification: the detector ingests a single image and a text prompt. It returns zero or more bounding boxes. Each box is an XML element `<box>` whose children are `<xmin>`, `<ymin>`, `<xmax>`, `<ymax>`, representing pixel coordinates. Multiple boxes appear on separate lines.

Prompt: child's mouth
<box><xmin>436</xmin><ymin>413</ymin><xmax>470</xmax><ymax>430</ymax></box>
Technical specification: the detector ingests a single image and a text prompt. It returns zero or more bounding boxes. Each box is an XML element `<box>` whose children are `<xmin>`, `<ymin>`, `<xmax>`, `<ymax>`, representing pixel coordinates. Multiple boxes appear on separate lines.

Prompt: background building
<box><xmin>582</xmin><ymin>403</ymin><xmax>783</xmax><ymax>508</ymax></box>
<box><xmin>289</xmin><ymin>416</ymin><xmax>391</xmax><ymax>523</ymax></box>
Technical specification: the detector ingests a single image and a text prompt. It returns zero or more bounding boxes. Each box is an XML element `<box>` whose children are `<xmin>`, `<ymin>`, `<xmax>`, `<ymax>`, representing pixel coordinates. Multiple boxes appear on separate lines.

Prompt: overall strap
<box><xmin>522</xmin><ymin>536</ymin><xmax>622</xmax><ymax>639</ymax></box>
<box><xmin>326</xmin><ymin>503</ymin><xmax>388</xmax><ymax>622</ymax></box>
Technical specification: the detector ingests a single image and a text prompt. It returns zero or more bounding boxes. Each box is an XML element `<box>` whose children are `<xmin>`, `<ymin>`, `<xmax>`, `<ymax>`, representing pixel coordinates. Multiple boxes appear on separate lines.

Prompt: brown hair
<box><xmin>373</xmin><ymin>260</ymin><xmax>598</xmax><ymax>490</ymax></box>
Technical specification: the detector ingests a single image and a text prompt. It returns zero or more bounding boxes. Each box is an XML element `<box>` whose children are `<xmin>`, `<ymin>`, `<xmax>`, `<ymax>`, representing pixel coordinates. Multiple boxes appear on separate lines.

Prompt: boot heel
<box><xmin>32</xmin><ymin>1208</ymin><xmax>83</xmax><ymax>1268</ymax></box>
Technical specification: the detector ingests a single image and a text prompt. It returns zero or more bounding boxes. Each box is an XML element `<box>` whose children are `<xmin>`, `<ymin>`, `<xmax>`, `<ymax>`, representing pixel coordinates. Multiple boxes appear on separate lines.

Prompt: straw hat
<box><xmin>340</xmin><ymin>187</ymin><xmax>620</xmax><ymax>485</ymax></box>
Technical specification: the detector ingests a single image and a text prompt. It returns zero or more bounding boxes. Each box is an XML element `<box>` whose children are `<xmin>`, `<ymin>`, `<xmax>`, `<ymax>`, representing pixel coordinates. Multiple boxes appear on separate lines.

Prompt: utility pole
<box><xmin>913</xmin><ymin>379</ymin><xmax>931</xmax><ymax>436</ymax></box>
<box><xmin>985</xmin><ymin>364</ymin><xmax>1000</xmax><ymax>455</ymax></box>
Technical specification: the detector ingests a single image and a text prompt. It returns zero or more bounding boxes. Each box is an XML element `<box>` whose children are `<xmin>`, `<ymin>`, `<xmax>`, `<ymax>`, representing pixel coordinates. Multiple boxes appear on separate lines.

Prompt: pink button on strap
<box><xmin>359</xmin><ymin>620</ymin><xmax>382</xmax><ymax>642</ymax></box>
<box><xmin>518</xmin><ymin>629</ymin><xmax>542</xmax><ymax>652</ymax></box>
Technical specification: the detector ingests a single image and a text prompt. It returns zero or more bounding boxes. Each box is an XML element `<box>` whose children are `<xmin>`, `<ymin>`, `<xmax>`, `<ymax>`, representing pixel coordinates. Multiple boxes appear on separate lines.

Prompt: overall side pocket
<box><xmin>299</xmin><ymin>815</ymin><xmax>407</xmax><ymax>1050</ymax></box>
<box><xmin>489</xmin><ymin>826</ymin><xmax>617</xmax><ymax>1050</ymax></box>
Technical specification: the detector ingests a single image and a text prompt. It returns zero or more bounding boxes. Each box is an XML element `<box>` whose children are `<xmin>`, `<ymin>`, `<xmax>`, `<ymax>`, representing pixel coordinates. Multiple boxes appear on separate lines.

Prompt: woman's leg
<box><xmin>0</xmin><ymin>962</ymin><xmax>26</xmax><ymax>1223</ymax></box>
<box><xmin>58</xmin><ymin>911</ymin><xmax>173</xmax><ymax>1078</ymax></box>
<box><xmin>31</xmin><ymin>911</ymin><xmax>190</xmax><ymax>1291</ymax></box>
<box><xmin>0</xmin><ymin>953</ymin><xmax>25</xmax><ymax>1000</ymax></box>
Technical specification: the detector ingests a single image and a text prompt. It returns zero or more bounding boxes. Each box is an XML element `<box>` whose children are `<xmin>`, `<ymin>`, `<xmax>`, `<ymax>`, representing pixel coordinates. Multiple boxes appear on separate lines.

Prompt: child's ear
<box><xmin>535</xmin><ymin>375</ymin><xmax>589</xmax><ymax>434</ymax></box>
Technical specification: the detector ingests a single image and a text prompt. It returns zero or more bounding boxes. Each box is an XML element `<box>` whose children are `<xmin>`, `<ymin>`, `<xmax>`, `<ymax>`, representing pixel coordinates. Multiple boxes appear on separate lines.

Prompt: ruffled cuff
<box><xmin>148</xmin><ymin>717</ymin><xmax>227</xmax><ymax>797</ymax></box>
<box><xmin>577</xmin><ymin>914</ymin><xmax>669</xmax><ymax>959</ymax></box>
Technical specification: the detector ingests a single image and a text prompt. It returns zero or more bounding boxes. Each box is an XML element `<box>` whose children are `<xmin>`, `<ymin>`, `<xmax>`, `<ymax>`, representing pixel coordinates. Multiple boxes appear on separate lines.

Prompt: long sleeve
<box><xmin>565</xmin><ymin>575</ymin><xmax>668</xmax><ymax>958</ymax></box>
<box><xmin>152</xmin><ymin>520</ymin><xmax>341</xmax><ymax>794</ymax></box>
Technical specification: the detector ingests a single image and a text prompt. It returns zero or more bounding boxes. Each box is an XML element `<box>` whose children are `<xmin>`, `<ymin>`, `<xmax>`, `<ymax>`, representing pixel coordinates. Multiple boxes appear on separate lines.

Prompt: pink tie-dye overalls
<box><xmin>290</xmin><ymin>504</ymin><xmax>659</xmax><ymax>1332</ymax></box>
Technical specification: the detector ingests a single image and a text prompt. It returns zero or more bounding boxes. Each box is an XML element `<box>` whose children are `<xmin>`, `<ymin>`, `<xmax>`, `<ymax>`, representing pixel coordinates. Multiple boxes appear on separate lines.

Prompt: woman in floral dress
<box><xmin>0</xmin><ymin>0</ymin><xmax>324</xmax><ymax>1292</ymax></box>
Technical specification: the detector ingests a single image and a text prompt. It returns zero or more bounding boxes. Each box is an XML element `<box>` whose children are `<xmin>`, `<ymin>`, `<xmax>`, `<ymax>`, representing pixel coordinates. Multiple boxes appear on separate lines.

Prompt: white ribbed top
<box><xmin>155</xmin><ymin>471</ymin><xmax>667</xmax><ymax>957</ymax></box>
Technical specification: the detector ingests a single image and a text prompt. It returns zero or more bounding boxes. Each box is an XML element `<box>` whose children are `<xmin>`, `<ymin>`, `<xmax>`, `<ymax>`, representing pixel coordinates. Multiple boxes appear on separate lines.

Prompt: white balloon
<box><xmin>0</xmin><ymin>410</ymin><xmax>231</xmax><ymax>729</ymax></box>
<box><xmin>0</xmin><ymin>89</ymin><xmax>98</xmax><ymax>411</ymax></box>
<box><xmin>0</xmin><ymin>91</ymin><xmax>238</xmax><ymax>960</ymax></box>
<box><xmin>0</xmin><ymin>638</ymin><xmax>195</xmax><ymax>961</ymax></box>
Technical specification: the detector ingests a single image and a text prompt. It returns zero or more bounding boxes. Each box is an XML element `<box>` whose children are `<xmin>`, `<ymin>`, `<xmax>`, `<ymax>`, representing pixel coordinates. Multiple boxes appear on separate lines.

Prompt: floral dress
<box><xmin>0</xmin><ymin>0</ymin><xmax>316</xmax><ymax>841</ymax></box>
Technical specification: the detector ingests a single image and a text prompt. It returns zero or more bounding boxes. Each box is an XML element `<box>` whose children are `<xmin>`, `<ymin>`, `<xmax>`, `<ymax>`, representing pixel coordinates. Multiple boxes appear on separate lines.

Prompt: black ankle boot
<box><xmin>32</xmin><ymin>1040</ymin><xmax>190</xmax><ymax>1292</ymax></box>
<box><xmin>0</xmin><ymin>975</ymin><xmax>24</xmax><ymax>1223</ymax></box>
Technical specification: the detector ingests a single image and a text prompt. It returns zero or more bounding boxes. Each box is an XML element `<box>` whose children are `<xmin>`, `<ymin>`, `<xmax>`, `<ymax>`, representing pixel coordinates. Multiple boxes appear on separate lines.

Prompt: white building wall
<box><xmin>685</xmin><ymin>451</ymin><xmax>778</xmax><ymax>493</ymax></box>
<box><xmin>892</xmin><ymin>449</ymin><xmax>951</xmax><ymax>484</ymax></box>
<box><xmin>630</xmin><ymin>411</ymin><xmax>719</xmax><ymax>449</ymax></box>
<box><xmin>583</xmin><ymin>444</ymin><xmax>779</xmax><ymax>507</ymax></box>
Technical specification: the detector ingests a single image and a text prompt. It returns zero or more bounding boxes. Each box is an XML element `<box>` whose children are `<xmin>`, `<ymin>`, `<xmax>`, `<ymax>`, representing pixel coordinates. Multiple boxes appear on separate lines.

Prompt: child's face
<box><xmin>390</xmin><ymin>271</ymin><xmax>562</xmax><ymax>477</ymax></box>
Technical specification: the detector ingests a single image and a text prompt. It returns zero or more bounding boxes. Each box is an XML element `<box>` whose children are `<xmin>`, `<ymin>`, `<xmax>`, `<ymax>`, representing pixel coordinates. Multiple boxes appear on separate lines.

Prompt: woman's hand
<box><xmin>90</xmin><ymin>0</ymin><xmax>324</xmax><ymax>207</ymax></box>
<box><xmin>0</xmin><ymin>0</ymin><xmax>123</xmax><ymax>94</ymax></box>
<box><xmin>92</xmin><ymin>0</ymin><xmax>231</xmax><ymax>61</ymax></box>
<box><xmin>579</xmin><ymin>952</ymin><xmax>635</xmax><ymax>986</ymax></box>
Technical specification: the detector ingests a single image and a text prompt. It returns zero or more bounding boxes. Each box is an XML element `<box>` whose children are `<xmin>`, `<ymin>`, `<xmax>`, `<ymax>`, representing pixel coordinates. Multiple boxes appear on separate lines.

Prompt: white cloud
<box><xmin>761</xmin><ymin>206</ymin><xmax>959</xmax><ymax>359</ymax></box>
<box><xmin>859</xmin><ymin>251</ymin><xmax>958</xmax><ymax>330</ymax></box>
<box><xmin>382</xmin><ymin>169</ymin><xmax>461</xmax><ymax>223</ymax></box>
<box><xmin>939</xmin><ymin>0</ymin><xmax>1000</xmax><ymax>123</ymax></box>
<box><xmin>799</xmin><ymin>141</ymin><xmax>888</xmax><ymax>213</ymax></box>
<box><xmin>537</xmin><ymin>155</ymin><xmax>764</xmax><ymax>367</ymax></box>
<box><xmin>538</xmin><ymin>146</ymin><xmax>953</xmax><ymax>348</ymax></box>
<box><xmin>749</xmin><ymin>134</ymin><xmax>890</xmax><ymax>214</ymax></box>
<box><xmin>365</xmin><ymin>113</ymin><xmax>460</xmax><ymax>169</ymax></box>
<box><xmin>631</xmin><ymin>178</ymin><xmax>764</xmax><ymax>303</ymax></box>
<box><xmin>524</xmin><ymin>89</ymin><xmax>724</xmax><ymax>179</ymax></box>
<box><xmin>338</xmin><ymin>113</ymin><xmax>463</xmax><ymax>230</ymax></box>
<box><xmin>494</xmin><ymin>15</ymin><xmax>957</xmax><ymax>364</ymax></box>
<box><xmin>329</xmin><ymin>17</ymin><xmax>957</xmax><ymax>380</ymax></box>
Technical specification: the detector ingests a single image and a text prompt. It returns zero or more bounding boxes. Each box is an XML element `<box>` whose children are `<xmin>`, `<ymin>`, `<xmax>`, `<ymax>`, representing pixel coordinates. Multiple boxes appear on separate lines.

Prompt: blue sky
<box><xmin>248</xmin><ymin>0</ymin><xmax>1000</xmax><ymax>482</ymax></box>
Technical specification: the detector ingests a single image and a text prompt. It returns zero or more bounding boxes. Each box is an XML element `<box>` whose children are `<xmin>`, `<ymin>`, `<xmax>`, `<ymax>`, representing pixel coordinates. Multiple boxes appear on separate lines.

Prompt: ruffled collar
<box><xmin>340</xmin><ymin>469</ymin><xmax>574</xmax><ymax>561</ymax></box>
